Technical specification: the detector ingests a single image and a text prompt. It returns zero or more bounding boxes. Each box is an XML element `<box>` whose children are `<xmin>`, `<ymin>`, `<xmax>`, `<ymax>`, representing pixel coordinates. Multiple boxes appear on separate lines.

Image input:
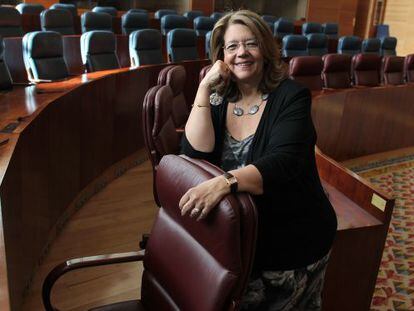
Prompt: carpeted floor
<box><xmin>346</xmin><ymin>153</ymin><xmax>414</xmax><ymax>311</ymax></box>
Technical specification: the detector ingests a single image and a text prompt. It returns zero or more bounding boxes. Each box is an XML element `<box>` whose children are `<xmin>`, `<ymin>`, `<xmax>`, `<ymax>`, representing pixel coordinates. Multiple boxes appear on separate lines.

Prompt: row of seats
<box><xmin>289</xmin><ymin>54</ymin><xmax>414</xmax><ymax>90</ymax></box>
<box><xmin>282</xmin><ymin>35</ymin><xmax>397</xmax><ymax>57</ymax></box>
<box><xmin>267</xmin><ymin>18</ymin><xmax>338</xmax><ymax>40</ymax></box>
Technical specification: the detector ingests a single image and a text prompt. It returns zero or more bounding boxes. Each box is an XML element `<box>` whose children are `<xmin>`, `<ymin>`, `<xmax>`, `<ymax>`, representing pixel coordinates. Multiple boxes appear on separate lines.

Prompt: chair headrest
<box><xmin>274</xmin><ymin>19</ymin><xmax>294</xmax><ymax>33</ymax></box>
<box><xmin>382</xmin><ymin>56</ymin><xmax>404</xmax><ymax>73</ymax></box>
<box><xmin>352</xmin><ymin>53</ymin><xmax>381</xmax><ymax>70</ymax></box>
<box><xmin>122</xmin><ymin>12</ymin><xmax>148</xmax><ymax>28</ymax></box>
<box><xmin>23</xmin><ymin>31</ymin><xmax>63</xmax><ymax>58</ymax></box>
<box><xmin>338</xmin><ymin>36</ymin><xmax>361</xmax><ymax>50</ymax></box>
<box><xmin>154</xmin><ymin>9</ymin><xmax>177</xmax><ymax>19</ymax></box>
<box><xmin>262</xmin><ymin>15</ymin><xmax>278</xmax><ymax>23</ymax></box>
<box><xmin>127</xmin><ymin>8</ymin><xmax>147</xmax><ymax>14</ymax></box>
<box><xmin>322</xmin><ymin>23</ymin><xmax>338</xmax><ymax>34</ymax></box>
<box><xmin>159</xmin><ymin>65</ymin><xmax>186</xmax><ymax>96</ymax></box>
<box><xmin>15</xmin><ymin>3</ymin><xmax>44</xmax><ymax>14</ymax></box>
<box><xmin>210</xmin><ymin>12</ymin><xmax>224</xmax><ymax>21</ymax></box>
<box><xmin>289</xmin><ymin>56</ymin><xmax>323</xmax><ymax>76</ymax></box>
<box><xmin>302</xmin><ymin>22</ymin><xmax>323</xmax><ymax>34</ymax></box>
<box><xmin>381</xmin><ymin>36</ymin><xmax>397</xmax><ymax>50</ymax></box>
<box><xmin>283</xmin><ymin>35</ymin><xmax>308</xmax><ymax>50</ymax></box>
<box><xmin>168</xmin><ymin>29</ymin><xmax>197</xmax><ymax>47</ymax></box>
<box><xmin>92</xmin><ymin>6</ymin><xmax>117</xmax><ymax>17</ymax></box>
<box><xmin>307</xmin><ymin>33</ymin><xmax>328</xmax><ymax>48</ymax></box>
<box><xmin>362</xmin><ymin>38</ymin><xmax>380</xmax><ymax>53</ymax></box>
<box><xmin>82</xmin><ymin>11</ymin><xmax>112</xmax><ymax>31</ymax></box>
<box><xmin>81</xmin><ymin>30</ymin><xmax>116</xmax><ymax>55</ymax></box>
<box><xmin>193</xmin><ymin>16</ymin><xmax>214</xmax><ymax>30</ymax></box>
<box><xmin>161</xmin><ymin>14</ymin><xmax>188</xmax><ymax>29</ymax></box>
<box><xmin>0</xmin><ymin>7</ymin><xmax>21</xmax><ymax>26</ymax></box>
<box><xmin>322</xmin><ymin>53</ymin><xmax>351</xmax><ymax>72</ymax></box>
<box><xmin>405</xmin><ymin>54</ymin><xmax>414</xmax><ymax>70</ymax></box>
<box><xmin>41</xmin><ymin>9</ymin><xmax>73</xmax><ymax>28</ymax></box>
<box><xmin>130</xmin><ymin>29</ymin><xmax>161</xmax><ymax>50</ymax></box>
<box><xmin>49</xmin><ymin>3</ymin><xmax>77</xmax><ymax>18</ymax></box>
<box><xmin>183</xmin><ymin>10</ymin><xmax>203</xmax><ymax>20</ymax></box>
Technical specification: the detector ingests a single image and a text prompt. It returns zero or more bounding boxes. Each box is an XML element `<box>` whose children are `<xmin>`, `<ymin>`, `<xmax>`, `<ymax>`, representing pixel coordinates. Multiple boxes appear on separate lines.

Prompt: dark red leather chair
<box><xmin>157</xmin><ymin>65</ymin><xmax>189</xmax><ymax>130</ymax></box>
<box><xmin>382</xmin><ymin>55</ymin><xmax>405</xmax><ymax>85</ymax></box>
<box><xmin>199</xmin><ymin>64</ymin><xmax>212</xmax><ymax>83</ymax></box>
<box><xmin>289</xmin><ymin>56</ymin><xmax>323</xmax><ymax>91</ymax></box>
<box><xmin>143</xmin><ymin>84</ymin><xmax>181</xmax><ymax>206</ymax></box>
<box><xmin>322</xmin><ymin>53</ymin><xmax>352</xmax><ymax>89</ymax></box>
<box><xmin>352</xmin><ymin>53</ymin><xmax>382</xmax><ymax>87</ymax></box>
<box><xmin>42</xmin><ymin>155</ymin><xmax>258</xmax><ymax>311</ymax></box>
<box><xmin>404</xmin><ymin>54</ymin><xmax>414</xmax><ymax>83</ymax></box>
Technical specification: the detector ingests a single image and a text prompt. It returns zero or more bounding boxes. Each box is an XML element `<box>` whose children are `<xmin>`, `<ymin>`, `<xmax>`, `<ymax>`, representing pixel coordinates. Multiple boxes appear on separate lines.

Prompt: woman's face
<box><xmin>223</xmin><ymin>23</ymin><xmax>264</xmax><ymax>85</ymax></box>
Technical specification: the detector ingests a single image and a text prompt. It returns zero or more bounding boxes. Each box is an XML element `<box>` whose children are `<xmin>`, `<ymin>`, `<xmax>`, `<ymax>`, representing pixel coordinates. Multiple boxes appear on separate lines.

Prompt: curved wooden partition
<box><xmin>312</xmin><ymin>84</ymin><xmax>414</xmax><ymax>161</ymax></box>
<box><xmin>0</xmin><ymin>59</ymin><xmax>209</xmax><ymax>310</ymax></box>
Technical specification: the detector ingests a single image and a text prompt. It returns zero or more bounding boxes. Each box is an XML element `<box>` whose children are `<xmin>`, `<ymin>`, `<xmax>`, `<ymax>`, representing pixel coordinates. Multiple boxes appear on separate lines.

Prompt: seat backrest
<box><xmin>337</xmin><ymin>36</ymin><xmax>361</xmax><ymax>55</ymax></box>
<box><xmin>210</xmin><ymin>12</ymin><xmax>224</xmax><ymax>22</ymax></box>
<box><xmin>381</xmin><ymin>36</ymin><xmax>397</xmax><ymax>56</ymax></box>
<box><xmin>302</xmin><ymin>22</ymin><xmax>323</xmax><ymax>35</ymax></box>
<box><xmin>49</xmin><ymin>3</ymin><xmax>77</xmax><ymax>20</ymax></box>
<box><xmin>274</xmin><ymin>18</ymin><xmax>294</xmax><ymax>40</ymax></box>
<box><xmin>121</xmin><ymin>11</ymin><xmax>148</xmax><ymax>35</ymax></box>
<box><xmin>193</xmin><ymin>16</ymin><xmax>214</xmax><ymax>37</ymax></box>
<box><xmin>261</xmin><ymin>15</ymin><xmax>278</xmax><ymax>30</ymax></box>
<box><xmin>404</xmin><ymin>54</ymin><xmax>414</xmax><ymax>83</ymax></box>
<box><xmin>127</xmin><ymin>8</ymin><xmax>147</xmax><ymax>14</ymax></box>
<box><xmin>361</xmin><ymin>38</ymin><xmax>381</xmax><ymax>55</ymax></box>
<box><xmin>160</xmin><ymin>14</ymin><xmax>188</xmax><ymax>36</ymax></box>
<box><xmin>382</xmin><ymin>55</ymin><xmax>404</xmax><ymax>85</ymax></box>
<box><xmin>0</xmin><ymin>7</ymin><xmax>23</xmax><ymax>38</ymax></box>
<box><xmin>92</xmin><ymin>6</ymin><xmax>117</xmax><ymax>17</ymax></box>
<box><xmin>183</xmin><ymin>10</ymin><xmax>203</xmax><ymax>21</ymax></box>
<box><xmin>80</xmin><ymin>30</ymin><xmax>120</xmax><ymax>72</ymax></box>
<box><xmin>352</xmin><ymin>53</ymin><xmax>381</xmax><ymax>86</ymax></box>
<box><xmin>22</xmin><ymin>31</ymin><xmax>69</xmax><ymax>82</ymax></box>
<box><xmin>289</xmin><ymin>56</ymin><xmax>323</xmax><ymax>91</ymax></box>
<box><xmin>199</xmin><ymin>64</ymin><xmax>212</xmax><ymax>82</ymax></box>
<box><xmin>307</xmin><ymin>33</ymin><xmax>328</xmax><ymax>56</ymax></box>
<box><xmin>81</xmin><ymin>11</ymin><xmax>112</xmax><ymax>33</ymax></box>
<box><xmin>41</xmin><ymin>9</ymin><xmax>75</xmax><ymax>35</ymax></box>
<box><xmin>15</xmin><ymin>3</ymin><xmax>44</xmax><ymax>15</ymax></box>
<box><xmin>322</xmin><ymin>22</ymin><xmax>338</xmax><ymax>39</ymax></box>
<box><xmin>282</xmin><ymin>34</ymin><xmax>308</xmax><ymax>57</ymax></box>
<box><xmin>129</xmin><ymin>29</ymin><xmax>163</xmax><ymax>66</ymax></box>
<box><xmin>376</xmin><ymin>24</ymin><xmax>389</xmax><ymax>39</ymax></box>
<box><xmin>167</xmin><ymin>28</ymin><xmax>198</xmax><ymax>62</ymax></box>
<box><xmin>205</xmin><ymin>30</ymin><xmax>212</xmax><ymax>58</ymax></box>
<box><xmin>146</xmin><ymin>154</ymin><xmax>257</xmax><ymax>311</ymax></box>
<box><xmin>157</xmin><ymin>65</ymin><xmax>189</xmax><ymax>128</ymax></box>
<box><xmin>0</xmin><ymin>35</ymin><xmax>13</xmax><ymax>90</ymax></box>
<box><xmin>322</xmin><ymin>53</ymin><xmax>351</xmax><ymax>89</ymax></box>
<box><xmin>154</xmin><ymin>9</ymin><xmax>177</xmax><ymax>19</ymax></box>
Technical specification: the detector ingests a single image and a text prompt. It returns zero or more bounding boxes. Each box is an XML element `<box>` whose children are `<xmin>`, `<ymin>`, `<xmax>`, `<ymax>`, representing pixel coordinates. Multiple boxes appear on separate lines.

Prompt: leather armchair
<box><xmin>160</xmin><ymin>14</ymin><xmax>188</xmax><ymax>36</ymax></box>
<box><xmin>15</xmin><ymin>3</ymin><xmax>44</xmax><ymax>15</ymax></box>
<box><xmin>0</xmin><ymin>7</ymin><xmax>23</xmax><ymax>38</ymax></box>
<box><xmin>183</xmin><ymin>10</ymin><xmax>203</xmax><ymax>21</ymax></box>
<box><xmin>92</xmin><ymin>6</ymin><xmax>117</xmax><ymax>17</ymax></box>
<box><xmin>361</xmin><ymin>38</ymin><xmax>381</xmax><ymax>55</ymax></box>
<box><xmin>129</xmin><ymin>29</ymin><xmax>163</xmax><ymax>67</ymax></box>
<box><xmin>302</xmin><ymin>22</ymin><xmax>323</xmax><ymax>35</ymax></box>
<box><xmin>121</xmin><ymin>12</ymin><xmax>148</xmax><ymax>35</ymax></box>
<box><xmin>289</xmin><ymin>56</ymin><xmax>323</xmax><ymax>91</ymax></box>
<box><xmin>382</xmin><ymin>55</ymin><xmax>404</xmax><ymax>85</ymax></box>
<box><xmin>282</xmin><ymin>34</ymin><xmax>309</xmax><ymax>57</ymax></box>
<box><xmin>154</xmin><ymin>9</ymin><xmax>177</xmax><ymax>19</ymax></box>
<box><xmin>41</xmin><ymin>9</ymin><xmax>75</xmax><ymax>35</ymax></box>
<box><xmin>352</xmin><ymin>53</ymin><xmax>382</xmax><ymax>87</ymax></box>
<box><xmin>167</xmin><ymin>29</ymin><xmax>198</xmax><ymax>62</ymax></box>
<box><xmin>322</xmin><ymin>53</ymin><xmax>352</xmax><ymax>89</ymax></box>
<box><xmin>81</xmin><ymin>11</ymin><xmax>112</xmax><ymax>33</ymax></box>
<box><xmin>404</xmin><ymin>54</ymin><xmax>414</xmax><ymax>83</ymax></box>
<box><xmin>50</xmin><ymin>3</ymin><xmax>78</xmax><ymax>20</ymax></box>
<box><xmin>307</xmin><ymin>33</ymin><xmax>328</xmax><ymax>56</ymax></box>
<box><xmin>381</xmin><ymin>36</ymin><xmax>397</xmax><ymax>56</ymax></box>
<box><xmin>193</xmin><ymin>16</ymin><xmax>214</xmax><ymax>37</ymax></box>
<box><xmin>337</xmin><ymin>36</ymin><xmax>362</xmax><ymax>56</ymax></box>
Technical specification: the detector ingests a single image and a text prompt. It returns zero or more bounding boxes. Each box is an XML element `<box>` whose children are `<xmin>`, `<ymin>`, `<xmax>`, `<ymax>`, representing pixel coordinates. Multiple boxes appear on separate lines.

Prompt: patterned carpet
<box><xmin>347</xmin><ymin>155</ymin><xmax>414</xmax><ymax>311</ymax></box>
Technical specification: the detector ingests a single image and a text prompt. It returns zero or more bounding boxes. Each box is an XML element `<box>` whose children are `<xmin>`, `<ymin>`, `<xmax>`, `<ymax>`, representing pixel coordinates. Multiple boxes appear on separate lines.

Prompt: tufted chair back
<box><xmin>167</xmin><ymin>28</ymin><xmax>198</xmax><ymax>62</ymax></box>
<box><xmin>92</xmin><ymin>6</ymin><xmax>117</xmax><ymax>17</ymax></box>
<box><xmin>81</xmin><ymin>30</ymin><xmax>120</xmax><ymax>72</ymax></box>
<box><xmin>289</xmin><ymin>56</ymin><xmax>323</xmax><ymax>91</ymax></box>
<box><xmin>41</xmin><ymin>9</ymin><xmax>75</xmax><ymax>35</ymax></box>
<box><xmin>302</xmin><ymin>22</ymin><xmax>323</xmax><ymax>35</ymax></box>
<box><xmin>154</xmin><ymin>9</ymin><xmax>177</xmax><ymax>19</ymax></box>
<box><xmin>193</xmin><ymin>16</ymin><xmax>214</xmax><ymax>37</ymax></box>
<box><xmin>50</xmin><ymin>3</ymin><xmax>78</xmax><ymax>20</ymax></box>
<box><xmin>381</xmin><ymin>36</ymin><xmax>397</xmax><ymax>56</ymax></box>
<box><xmin>405</xmin><ymin>54</ymin><xmax>414</xmax><ymax>83</ymax></box>
<box><xmin>352</xmin><ymin>53</ymin><xmax>382</xmax><ymax>87</ymax></box>
<box><xmin>0</xmin><ymin>7</ymin><xmax>23</xmax><ymax>38</ymax></box>
<box><xmin>382</xmin><ymin>56</ymin><xmax>404</xmax><ymax>85</ymax></box>
<box><xmin>160</xmin><ymin>14</ymin><xmax>188</xmax><ymax>36</ymax></box>
<box><xmin>0</xmin><ymin>35</ymin><xmax>13</xmax><ymax>90</ymax></box>
<box><xmin>183</xmin><ymin>10</ymin><xmax>203</xmax><ymax>21</ymax></box>
<box><xmin>121</xmin><ymin>11</ymin><xmax>148</xmax><ymax>35</ymax></box>
<box><xmin>307</xmin><ymin>33</ymin><xmax>328</xmax><ymax>56</ymax></box>
<box><xmin>81</xmin><ymin>11</ymin><xmax>112</xmax><ymax>33</ymax></box>
<box><xmin>16</xmin><ymin>3</ymin><xmax>44</xmax><ymax>15</ymax></box>
<box><xmin>322</xmin><ymin>53</ymin><xmax>352</xmax><ymax>89</ymax></box>
<box><xmin>157</xmin><ymin>65</ymin><xmax>189</xmax><ymax>129</ymax></box>
<box><xmin>129</xmin><ymin>29</ymin><xmax>163</xmax><ymax>66</ymax></box>
<box><xmin>361</xmin><ymin>38</ymin><xmax>381</xmax><ymax>55</ymax></box>
<box><xmin>274</xmin><ymin>18</ymin><xmax>294</xmax><ymax>40</ymax></box>
<box><xmin>337</xmin><ymin>36</ymin><xmax>362</xmax><ymax>56</ymax></box>
<box><xmin>22</xmin><ymin>31</ymin><xmax>69</xmax><ymax>82</ymax></box>
<box><xmin>322</xmin><ymin>23</ymin><xmax>338</xmax><ymax>39</ymax></box>
<box><xmin>282</xmin><ymin>34</ymin><xmax>308</xmax><ymax>57</ymax></box>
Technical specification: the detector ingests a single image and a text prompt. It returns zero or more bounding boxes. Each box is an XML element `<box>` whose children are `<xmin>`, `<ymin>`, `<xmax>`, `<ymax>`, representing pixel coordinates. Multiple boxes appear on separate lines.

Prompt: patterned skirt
<box><xmin>240</xmin><ymin>252</ymin><xmax>330</xmax><ymax>311</ymax></box>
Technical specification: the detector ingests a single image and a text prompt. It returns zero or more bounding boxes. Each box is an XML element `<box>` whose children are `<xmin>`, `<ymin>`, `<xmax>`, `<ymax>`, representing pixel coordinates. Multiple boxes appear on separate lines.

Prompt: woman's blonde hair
<box><xmin>210</xmin><ymin>10</ymin><xmax>287</xmax><ymax>101</ymax></box>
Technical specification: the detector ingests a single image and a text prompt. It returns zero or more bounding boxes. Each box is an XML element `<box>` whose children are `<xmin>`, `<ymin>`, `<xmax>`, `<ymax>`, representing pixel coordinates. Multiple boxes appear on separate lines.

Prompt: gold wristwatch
<box><xmin>223</xmin><ymin>172</ymin><xmax>238</xmax><ymax>193</ymax></box>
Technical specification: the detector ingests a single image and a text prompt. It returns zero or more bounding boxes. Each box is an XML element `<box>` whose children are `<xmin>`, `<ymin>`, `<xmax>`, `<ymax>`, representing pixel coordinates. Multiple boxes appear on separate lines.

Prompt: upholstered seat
<box><xmin>92</xmin><ymin>6</ymin><xmax>117</xmax><ymax>17</ymax></box>
<box><xmin>15</xmin><ymin>3</ymin><xmax>44</xmax><ymax>15</ymax></box>
<box><xmin>289</xmin><ymin>56</ymin><xmax>323</xmax><ymax>91</ymax></box>
<box><xmin>50</xmin><ymin>3</ymin><xmax>78</xmax><ymax>20</ymax></box>
<box><xmin>22</xmin><ymin>31</ymin><xmax>69</xmax><ymax>82</ymax></box>
<box><xmin>193</xmin><ymin>16</ymin><xmax>214</xmax><ymax>37</ymax></box>
<box><xmin>381</xmin><ymin>36</ymin><xmax>397</xmax><ymax>56</ymax></box>
<box><xmin>322</xmin><ymin>53</ymin><xmax>352</xmax><ymax>89</ymax></box>
<box><xmin>210</xmin><ymin>12</ymin><xmax>224</xmax><ymax>22</ymax></box>
<box><xmin>282</xmin><ymin>34</ymin><xmax>308</xmax><ymax>57</ymax></box>
<box><xmin>154</xmin><ymin>9</ymin><xmax>177</xmax><ymax>19</ymax></box>
<box><xmin>404</xmin><ymin>54</ymin><xmax>414</xmax><ymax>83</ymax></box>
<box><xmin>167</xmin><ymin>28</ymin><xmax>198</xmax><ymax>62</ymax></box>
<box><xmin>0</xmin><ymin>7</ymin><xmax>23</xmax><ymax>38</ymax></box>
<box><xmin>121</xmin><ymin>11</ymin><xmax>148</xmax><ymax>35</ymax></box>
<box><xmin>129</xmin><ymin>29</ymin><xmax>163</xmax><ymax>66</ymax></box>
<box><xmin>81</xmin><ymin>30</ymin><xmax>120</xmax><ymax>72</ymax></box>
<box><xmin>361</xmin><ymin>38</ymin><xmax>381</xmax><ymax>55</ymax></box>
<box><xmin>322</xmin><ymin>23</ymin><xmax>338</xmax><ymax>39</ymax></box>
<box><xmin>307</xmin><ymin>33</ymin><xmax>328</xmax><ymax>56</ymax></box>
<box><xmin>160</xmin><ymin>14</ymin><xmax>188</xmax><ymax>36</ymax></box>
<box><xmin>42</xmin><ymin>154</ymin><xmax>258</xmax><ymax>311</ymax></box>
<box><xmin>183</xmin><ymin>10</ymin><xmax>203</xmax><ymax>21</ymax></box>
<box><xmin>274</xmin><ymin>18</ymin><xmax>294</xmax><ymax>40</ymax></box>
<box><xmin>338</xmin><ymin>36</ymin><xmax>362</xmax><ymax>55</ymax></box>
<box><xmin>302</xmin><ymin>22</ymin><xmax>323</xmax><ymax>35</ymax></box>
<box><xmin>0</xmin><ymin>35</ymin><xmax>13</xmax><ymax>90</ymax></box>
<box><xmin>352</xmin><ymin>53</ymin><xmax>382</xmax><ymax>87</ymax></box>
<box><xmin>382</xmin><ymin>56</ymin><xmax>404</xmax><ymax>85</ymax></box>
<box><xmin>41</xmin><ymin>9</ymin><xmax>75</xmax><ymax>35</ymax></box>
<box><xmin>81</xmin><ymin>11</ymin><xmax>112</xmax><ymax>33</ymax></box>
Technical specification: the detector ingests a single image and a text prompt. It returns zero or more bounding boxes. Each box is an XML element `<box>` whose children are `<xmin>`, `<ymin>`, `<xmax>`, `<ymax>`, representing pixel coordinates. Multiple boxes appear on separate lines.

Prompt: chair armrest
<box><xmin>42</xmin><ymin>250</ymin><xmax>145</xmax><ymax>311</ymax></box>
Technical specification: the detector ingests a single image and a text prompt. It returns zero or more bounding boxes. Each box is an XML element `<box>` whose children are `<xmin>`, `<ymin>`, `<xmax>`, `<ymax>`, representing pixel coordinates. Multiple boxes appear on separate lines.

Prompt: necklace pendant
<box><xmin>248</xmin><ymin>105</ymin><xmax>260</xmax><ymax>115</ymax></box>
<box><xmin>233</xmin><ymin>106</ymin><xmax>244</xmax><ymax>116</ymax></box>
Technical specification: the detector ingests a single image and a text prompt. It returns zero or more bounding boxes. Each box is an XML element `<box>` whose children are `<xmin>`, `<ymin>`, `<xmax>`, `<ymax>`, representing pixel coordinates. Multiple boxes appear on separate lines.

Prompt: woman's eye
<box><xmin>246</xmin><ymin>42</ymin><xmax>258</xmax><ymax>48</ymax></box>
<box><xmin>227</xmin><ymin>44</ymin><xmax>237</xmax><ymax>51</ymax></box>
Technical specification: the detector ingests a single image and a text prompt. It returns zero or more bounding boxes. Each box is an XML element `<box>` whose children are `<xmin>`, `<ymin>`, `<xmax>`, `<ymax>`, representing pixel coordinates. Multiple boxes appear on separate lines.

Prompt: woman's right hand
<box><xmin>200</xmin><ymin>60</ymin><xmax>231</xmax><ymax>93</ymax></box>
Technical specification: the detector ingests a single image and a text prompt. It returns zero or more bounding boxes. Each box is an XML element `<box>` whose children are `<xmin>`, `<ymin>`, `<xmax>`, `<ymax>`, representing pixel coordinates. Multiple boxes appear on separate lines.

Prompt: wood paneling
<box><xmin>354</xmin><ymin>0</ymin><xmax>375</xmax><ymax>38</ymax></box>
<box><xmin>190</xmin><ymin>0</ymin><xmax>214</xmax><ymax>15</ymax></box>
<box><xmin>383</xmin><ymin>0</ymin><xmax>414</xmax><ymax>56</ymax></box>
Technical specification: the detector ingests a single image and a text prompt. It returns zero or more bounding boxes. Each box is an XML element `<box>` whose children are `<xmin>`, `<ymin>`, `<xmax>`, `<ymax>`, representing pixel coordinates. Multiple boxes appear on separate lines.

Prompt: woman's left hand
<box><xmin>179</xmin><ymin>176</ymin><xmax>230</xmax><ymax>221</ymax></box>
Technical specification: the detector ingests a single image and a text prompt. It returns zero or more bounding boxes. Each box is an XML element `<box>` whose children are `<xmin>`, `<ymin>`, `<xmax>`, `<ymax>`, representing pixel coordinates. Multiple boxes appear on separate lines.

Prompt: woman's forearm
<box><xmin>230</xmin><ymin>164</ymin><xmax>263</xmax><ymax>195</ymax></box>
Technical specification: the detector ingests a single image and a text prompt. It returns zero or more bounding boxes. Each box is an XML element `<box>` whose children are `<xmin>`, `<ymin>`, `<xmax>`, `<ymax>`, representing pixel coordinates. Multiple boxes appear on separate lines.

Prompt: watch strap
<box><xmin>223</xmin><ymin>172</ymin><xmax>238</xmax><ymax>193</ymax></box>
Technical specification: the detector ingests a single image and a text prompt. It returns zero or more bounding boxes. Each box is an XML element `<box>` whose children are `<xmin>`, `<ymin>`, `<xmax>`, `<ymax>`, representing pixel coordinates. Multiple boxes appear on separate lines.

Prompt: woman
<box><xmin>179</xmin><ymin>10</ymin><xmax>337</xmax><ymax>310</ymax></box>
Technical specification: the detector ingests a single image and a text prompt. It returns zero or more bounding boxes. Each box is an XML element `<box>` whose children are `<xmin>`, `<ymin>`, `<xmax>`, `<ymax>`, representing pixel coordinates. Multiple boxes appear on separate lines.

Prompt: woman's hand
<box><xmin>200</xmin><ymin>60</ymin><xmax>231</xmax><ymax>93</ymax></box>
<box><xmin>179</xmin><ymin>176</ymin><xmax>230</xmax><ymax>221</ymax></box>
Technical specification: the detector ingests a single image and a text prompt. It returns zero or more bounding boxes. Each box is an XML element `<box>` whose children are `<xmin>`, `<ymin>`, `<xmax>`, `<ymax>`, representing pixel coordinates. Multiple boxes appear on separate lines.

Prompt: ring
<box><xmin>192</xmin><ymin>208</ymin><xmax>200</xmax><ymax>214</ymax></box>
